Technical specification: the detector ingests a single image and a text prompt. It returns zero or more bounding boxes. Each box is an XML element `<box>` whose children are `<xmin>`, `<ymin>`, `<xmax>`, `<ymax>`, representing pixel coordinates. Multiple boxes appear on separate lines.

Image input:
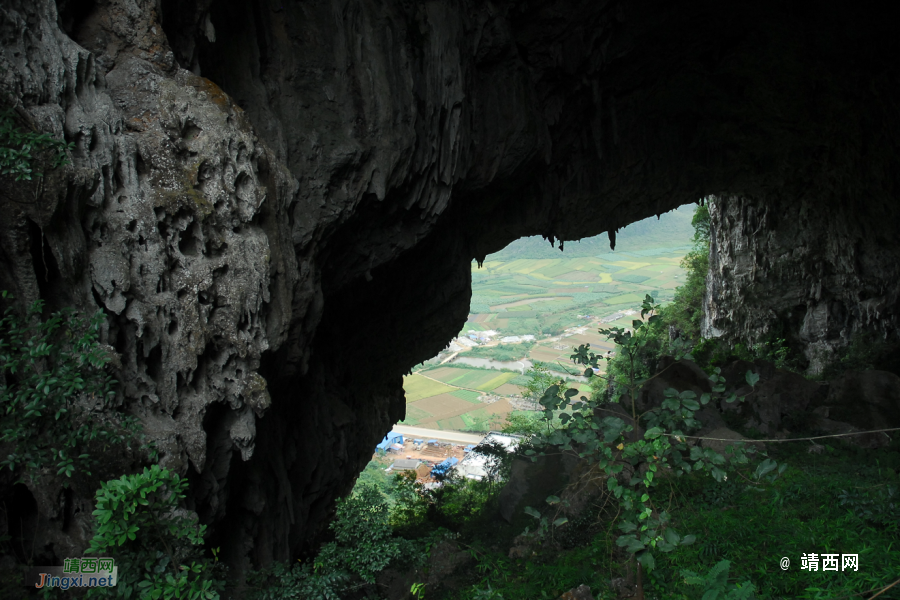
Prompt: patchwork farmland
<box><xmin>400</xmin><ymin>368</ymin><xmax>523</xmax><ymax>430</ymax></box>
<box><xmin>402</xmin><ymin>207</ymin><xmax>694</xmax><ymax>433</ymax></box>
<box><xmin>466</xmin><ymin>245</ymin><xmax>689</xmax><ymax>368</ymax></box>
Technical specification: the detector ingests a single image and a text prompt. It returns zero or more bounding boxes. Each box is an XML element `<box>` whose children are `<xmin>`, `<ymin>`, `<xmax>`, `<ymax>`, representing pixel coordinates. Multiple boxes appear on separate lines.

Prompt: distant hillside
<box><xmin>488</xmin><ymin>203</ymin><xmax>697</xmax><ymax>260</ymax></box>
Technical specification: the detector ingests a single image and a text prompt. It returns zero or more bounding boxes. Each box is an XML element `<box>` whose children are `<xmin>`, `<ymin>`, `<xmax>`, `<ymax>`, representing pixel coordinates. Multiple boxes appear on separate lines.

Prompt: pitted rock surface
<box><xmin>1</xmin><ymin>0</ymin><xmax>899</xmax><ymax>576</ymax></box>
<box><xmin>703</xmin><ymin>194</ymin><xmax>900</xmax><ymax>374</ymax></box>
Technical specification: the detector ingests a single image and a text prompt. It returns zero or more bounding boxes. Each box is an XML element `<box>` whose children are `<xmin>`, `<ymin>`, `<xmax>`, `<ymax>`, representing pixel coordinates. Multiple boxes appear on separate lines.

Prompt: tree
<box><xmin>0</xmin><ymin>292</ymin><xmax>142</xmax><ymax>479</ymax></box>
<box><xmin>248</xmin><ymin>485</ymin><xmax>413</xmax><ymax>600</ymax></box>
<box><xmin>86</xmin><ymin>465</ymin><xmax>224</xmax><ymax>599</ymax></box>
<box><xmin>522</xmin><ymin>364</ymin><xmax>561</xmax><ymax>402</ymax></box>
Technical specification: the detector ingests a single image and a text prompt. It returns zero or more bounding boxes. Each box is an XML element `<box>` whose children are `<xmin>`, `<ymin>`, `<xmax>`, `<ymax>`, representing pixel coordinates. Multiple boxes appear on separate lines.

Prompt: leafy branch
<box><xmin>521</xmin><ymin>295</ymin><xmax>782</xmax><ymax>598</ymax></box>
<box><xmin>0</xmin><ymin>292</ymin><xmax>146</xmax><ymax>480</ymax></box>
<box><xmin>0</xmin><ymin>109</ymin><xmax>73</xmax><ymax>182</ymax></box>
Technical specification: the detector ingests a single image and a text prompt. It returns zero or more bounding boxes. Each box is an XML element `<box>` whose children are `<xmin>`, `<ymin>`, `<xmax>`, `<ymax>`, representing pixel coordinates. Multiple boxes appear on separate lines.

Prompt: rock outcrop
<box><xmin>703</xmin><ymin>194</ymin><xmax>900</xmax><ymax>374</ymax></box>
<box><xmin>1</xmin><ymin>0</ymin><xmax>899</xmax><ymax>574</ymax></box>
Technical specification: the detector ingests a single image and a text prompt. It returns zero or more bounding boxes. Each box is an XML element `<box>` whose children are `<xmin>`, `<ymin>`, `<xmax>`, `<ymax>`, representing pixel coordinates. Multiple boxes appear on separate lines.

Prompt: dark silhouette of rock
<box><xmin>807</xmin><ymin>370</ymin><xmax>900</xmax><ymax>448</ymax></box>
<box><xmin>498</xmin><ymin>453</ymin><xmax>578</xmax><ymax>523</ymax></box>
<box><xmin>1</xmin><ymin>0</ymin><xmax>899</xmax><ymax>576</ymax></box>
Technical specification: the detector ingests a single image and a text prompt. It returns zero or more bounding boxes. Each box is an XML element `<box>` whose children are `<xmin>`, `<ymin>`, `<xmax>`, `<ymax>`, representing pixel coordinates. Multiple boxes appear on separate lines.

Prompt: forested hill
<box><xmin>489</xmin><ymin>203</ymin><xmax>696</xmax><ymax>260</ymax></box>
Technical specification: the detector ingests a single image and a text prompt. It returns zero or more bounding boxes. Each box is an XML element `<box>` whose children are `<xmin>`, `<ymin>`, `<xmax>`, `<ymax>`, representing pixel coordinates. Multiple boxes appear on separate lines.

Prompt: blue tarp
<box><xmin>464</xmin><ymin>445</ymin><xmax>476</xmax><ymax>452</ymax></box>
<box><xmin>376</xmin><ymin>432</ymin><xmax>404</xmax><ymax>452</ymax></box>
<box><xmin>427</xmin><ymin>439</ymin><xmax>438</xmax><ymax>445</ymax></box>
<box><xmin>431</xmin><ymin>456</ymin><xmax>459</xmax><ymax>477</ymax></box>
<box><xmin>414</xmin><ymin>439</ymin><xmax>424</xmax><ymax>444</ymax></box>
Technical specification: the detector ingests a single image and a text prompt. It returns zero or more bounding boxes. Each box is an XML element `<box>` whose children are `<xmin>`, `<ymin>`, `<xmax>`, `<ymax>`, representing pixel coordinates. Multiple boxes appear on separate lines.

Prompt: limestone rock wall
<box><xmin>703</xmin><ymin>195</ymin><xmax>900</xmax><ymax>374</ymax></box>
<box><xmin>1</xmin><ymin>0</ymin><xmax>899</xmax><ymax>575</ymax></box>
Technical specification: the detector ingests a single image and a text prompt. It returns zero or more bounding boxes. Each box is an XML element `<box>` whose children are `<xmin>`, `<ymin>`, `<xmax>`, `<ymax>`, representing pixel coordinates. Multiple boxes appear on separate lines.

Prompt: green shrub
<box><xmin>501</xmin><ymin>411</ymin><xmax>546</xmax><ymax>436</ymax></box>
<box><xmin>0</xmin><ymin>109</ymin><xmax>73</xmax><ymax>181</ymax></box>
<box><xmin>0</xmin><ymin>293</ymin><xmax>143</xmax><ymax>479</ymax></box>
<box><xmin>248</xmin><ymin>485</ymin><xmax>415</xmax><ymax>599</ymax></box>
<box><xmin>85</xmin><ymin>465</ymin><xmax>224</xmax><ymax>599</ymax></box>
<box><xmin>522</xmin><ymin>294</ymin><xmax>784</xmax><ymax>598</ymax></box>
<box><xmin>681</xmin><ymin>560</ymin><xmax>756</xmax><ymax>599</ymax></box>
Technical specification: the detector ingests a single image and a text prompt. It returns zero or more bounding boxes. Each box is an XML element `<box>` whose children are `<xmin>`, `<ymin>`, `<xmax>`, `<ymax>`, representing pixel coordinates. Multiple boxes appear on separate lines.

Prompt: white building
<box><xmin>500</xmin><ymin>336</ymin><xmax>521</xmax><ymax>344</ymax></box>
<box><xmin>453</xmin><ymin>432</ymin><xmax>522</xmax><ymax>481</ymax></box>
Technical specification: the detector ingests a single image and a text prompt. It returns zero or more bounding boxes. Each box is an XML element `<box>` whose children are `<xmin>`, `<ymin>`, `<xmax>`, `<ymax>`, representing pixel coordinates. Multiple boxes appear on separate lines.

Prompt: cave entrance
<box><xmin>395</xmin><ymin>203</ymin><xmax>702</xmax><ymax>436</ymax></box>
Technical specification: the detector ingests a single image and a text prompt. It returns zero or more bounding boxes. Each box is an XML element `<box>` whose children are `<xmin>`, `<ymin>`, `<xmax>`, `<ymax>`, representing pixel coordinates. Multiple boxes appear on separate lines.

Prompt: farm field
<box><xmin>403</xmin><ymin>205</ymin><xmax>695</xmax><ymax>433</ymax></box>
<box><xmin>400</xmin><ymin>366</ymin><xmax>525</xmax><ymax>431</ymax></box>
<box><xmin>466</xmin><ymin>244</ymin><xmax>688</xmax><ymax>369</ymax></box>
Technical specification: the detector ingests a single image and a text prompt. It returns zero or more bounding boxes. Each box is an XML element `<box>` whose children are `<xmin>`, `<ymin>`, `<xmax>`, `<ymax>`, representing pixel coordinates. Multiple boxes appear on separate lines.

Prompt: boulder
<box><xmin>798</xmin><ymin>370</ymin><xmax>900</xmax><ymax>448</ymax></box>
<box><xmin>719</xmin><ymin>360</ymin><xmax>827</xmax><ymax>434</ymax></box>
<box><xmin>558</xmin><ymin>584</ymin><xmax>595</xmax><ymax>600</ymax></box>
<box><xmin>498</xmin><ymin>453</ymin><xmax>578</xmax><ymax>523</ymax></box>
<box><xmin>635</xmin><ymin>358</ymin><xmax>712</xmax><ymax>414</ymax></box>
<box><xmin>815</xmin><ymin>370</ymin><xmax>900</xmax><ymax>432</ymax></box>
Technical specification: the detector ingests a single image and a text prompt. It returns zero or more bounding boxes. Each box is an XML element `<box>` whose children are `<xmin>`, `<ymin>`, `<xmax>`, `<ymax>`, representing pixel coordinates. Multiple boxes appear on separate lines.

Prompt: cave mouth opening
<box><xmin>390</xmin><ymin>203</ymin><xmax>704</xmax><ymax>427</ymax></box>
<box><xmin>0</xmin><ymin>483</ymin><xmax>41</xmax><ymax>564</ymax></box>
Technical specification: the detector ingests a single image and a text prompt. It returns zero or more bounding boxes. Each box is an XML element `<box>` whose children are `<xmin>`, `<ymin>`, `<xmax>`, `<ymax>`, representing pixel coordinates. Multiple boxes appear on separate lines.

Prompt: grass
<box><xmin>645</xmin><ymin>439</ymin><xmax>900</xmax><ymax>599</ymax></box>
<box><xmin>399</xmin><ymin>405</ymin><xmax>431</xmax><ymax>426</ymax></box>
<box><xmin>450</xmin><ymin>389</ymin><xmax>484</xmax><ymax>403</ymax></box>
<box><xmin>403</xmin><ymin>374</ymin><xmax>457</xmax><ymax>402</ymax></box>
<box><xmin>429</xmin><ymin>437</ymin><xmax>900</xmax><ymax>600</ymax></box>
<box><xmin>475</xmin><ymin>372</ymin><xmax>519</xmax><ymax>392</ymax></box>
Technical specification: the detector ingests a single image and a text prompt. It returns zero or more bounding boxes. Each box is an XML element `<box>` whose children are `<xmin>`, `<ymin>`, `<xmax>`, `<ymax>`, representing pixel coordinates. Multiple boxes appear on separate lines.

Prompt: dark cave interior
<box><xmin>0</xmin><ymin>0</ymin><xmax>898</xmax><ymax>576</ymax></box>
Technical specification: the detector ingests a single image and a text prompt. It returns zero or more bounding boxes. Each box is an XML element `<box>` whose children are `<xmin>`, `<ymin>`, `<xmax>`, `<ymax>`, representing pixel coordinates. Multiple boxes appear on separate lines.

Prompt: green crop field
<box><xmin>475</xmin><ymin>372</ymin><xmax>519</xmax><ymax>391</ymax></box>
<box><xmin>450</xmin><ymin>389</ymin><xmax>483</xmax><ymax>403</ymax></box>
<box><xmin>451</xmin><ymin>207</ymin><xmax>694</xmax><ymax>379</ymax></box>
<box><xmin>402</xmin><ymin>374</ymin><xmax>457</xmax><ymax>402</ymax></box>
<box><xmin>399</xmin><ymin>405</ymin><xmax>432</xmax><ymax>426</ymax></box>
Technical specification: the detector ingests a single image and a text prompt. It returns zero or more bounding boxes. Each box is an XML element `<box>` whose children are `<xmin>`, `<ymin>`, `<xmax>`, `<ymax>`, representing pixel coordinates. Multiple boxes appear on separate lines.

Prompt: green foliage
<box><xmin>692</xmin><ymin>334</ymin><xmax>800</xmax><ymax>374</ymax></box>
<box><xmin>248</xmin><ymin>485</ymin><xmax>414</xmax><ymax>599</ymax></box>
<box><xmin>426</xmin><ymin>475</ymin><xmax>503</xmax><ymax>533</ymax></box>
<box><xmin>0</xmin><ymin>293</ymin><xmax>144</xmax><ymax>479</ymax></box>
<box><xmin>321</xmin><ymin>485</ymin><xmax>410</xmax><ymax>582</ymax></box>
<box><xmin>0</xmin><ymin>109</ymin><xmax>73</xmax><ymax>181</ymax></box>
<box><xmin>461</xmin><ymin>409</ymin><xmax>497</xmax><ymax>433</ymax></box>
<box><xmin>501</xmin><ymin>411</ymin><xmax>546</xmax><ymax>436</ymax></box>
<box><xmin>836</xmin><ymin>485</ymin><xmax>899</xmax><ymax>529</ymax></box>
<box><xmin>659</xmin><ymin>204</ymin><xmax>710</xmax><ymax>342</ymax></box>
<box><xmin>681</xmin><ymin>560</ymin><xmax>756</xmax><ymax>599</ymax></box>
<box><xmin>656</xmin><ymin>440</ymin><xmax>900</xmax><ymax>599</ymax></box>
<box><xmin>246</xmin><ymin>560</ymin><xmax>349</xmax><ymax>600</ymax></box>
<box><xmin>819</xmin><ymin>329</ymin><xmax>900</xmax><ymax>378</ymax></box>
<box><xmin>521</xmin><ymin>293</ymin><xmax>785</xmax><ymax>597</ymax></box>
<box><xmin>521</xmin><ymin>364</ymin><xmax>561</xmax><ymax>402</ymax></box>
<box><xmin>411</xmin><ymin>581</ymin><xmax>427</xmax><ymax>599</ymax></box>
<box><xmin>353</xmin><ymin>458</ymin><xmax>399</xmax><ymax>503</ymax></box>
<box><xmin>85</xmin><ymin>465</ymin><xmax>224</xmax><ymax>599</ymax></box>
<box><xmin>521</xmin><ymin>495</ymin><xmax>570</xmax><ymax>542</ymax></box>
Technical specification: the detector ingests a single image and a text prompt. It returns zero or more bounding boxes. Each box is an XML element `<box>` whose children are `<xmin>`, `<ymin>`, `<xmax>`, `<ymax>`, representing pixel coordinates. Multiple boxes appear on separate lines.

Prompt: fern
<box><xmin>682</xmin><ymin>560</ymin><xmax>756</xmax><ymax>600</ymax></box>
